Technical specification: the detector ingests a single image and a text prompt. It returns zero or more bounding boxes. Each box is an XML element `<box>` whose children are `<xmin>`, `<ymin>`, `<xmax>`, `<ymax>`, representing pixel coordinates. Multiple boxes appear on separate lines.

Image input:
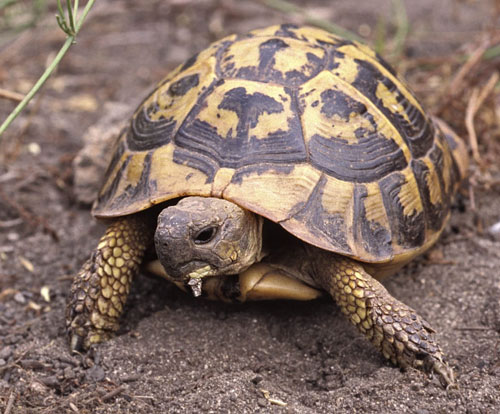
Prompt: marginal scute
<box><xmin>379</xmin><ymin>171</ymin><xmax>426</xmax><ymax>249</ymax></box>
<box><xmin>280</xmin><ymin>174</ymin><xmax>353</xmax><ymax>255</ymax></box>
<box><xmin>411</xmin><ymin>158</ymin><xmax>446</xmax><ymax>231</ymax></box>
<box><xmin>93</xmin><ymin>24</ymin><xmax>466</xmax><ymax>265</ymax></box>
<box><xmin>353</xmin><ymin>183</ymin><xmax>392</xmax><ymax>258</ymax></box>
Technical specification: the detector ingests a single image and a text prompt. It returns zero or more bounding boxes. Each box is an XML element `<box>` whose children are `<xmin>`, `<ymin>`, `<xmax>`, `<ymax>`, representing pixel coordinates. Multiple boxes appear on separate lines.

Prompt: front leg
<box><xmin>66</xmin><ymin>214</ymin><xmax>153</xmax><ymax>352</ymax></box>
<box><xmin>313</xmin><ymin>252</ymin><xmax>455</xmax><ymax>387</ymax></box>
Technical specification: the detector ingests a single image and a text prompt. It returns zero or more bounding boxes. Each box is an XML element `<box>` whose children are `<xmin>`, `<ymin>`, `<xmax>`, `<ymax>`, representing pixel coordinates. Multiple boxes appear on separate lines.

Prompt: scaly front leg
<box><xmin>66</xmin><ymin>214</ymin><xmax>153</xmax><ymax>352</ymax></box>
<box><xmin>313</xmin><ymin>251</ymin><xmax>455</xmax><ymax>387</ymax></box>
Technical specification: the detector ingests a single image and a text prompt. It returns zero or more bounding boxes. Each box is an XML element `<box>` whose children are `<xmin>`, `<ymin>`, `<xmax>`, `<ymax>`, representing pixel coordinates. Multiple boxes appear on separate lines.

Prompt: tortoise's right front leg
<box><xmin>66</xmin><ymin>214</ymin><xmax>153</xmax><ymax>352</ymax></box>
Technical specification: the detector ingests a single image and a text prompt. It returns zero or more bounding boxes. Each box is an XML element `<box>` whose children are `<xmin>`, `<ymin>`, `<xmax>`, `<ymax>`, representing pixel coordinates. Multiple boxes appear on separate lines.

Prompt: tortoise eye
<box><xmin>193</xmin><ymin>226</ymin><xmax>217</xmax><ymax>244</ymax></box>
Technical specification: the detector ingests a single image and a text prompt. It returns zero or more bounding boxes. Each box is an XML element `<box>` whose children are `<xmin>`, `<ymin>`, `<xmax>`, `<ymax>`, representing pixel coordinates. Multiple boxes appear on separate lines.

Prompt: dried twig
<box><xmin>457</xmin><ymin>327</ymin><xmax>494</xmax><ymax>331</ymax></box>
<box><xmin>465</xmin><ymin>71</ymin><xmax>499</xmax><ymax>164</ymax></box>
<box><xmin>259</xmin><ymin>389</ymin><xmax>288</xmax><ymax>407</ymax></box>
<box><xmin>449</xmin><ymin>41</ymin><xmax>490</xmax><ymax>94</ymax></box>
<box><xmin>436</xmin><ymin>39</ymin><xmax>491</xmax><ymax>115</ymax></box>
<box><xmin>0</xmin><ymin>88</ymin><xmax>24</xmax><ymax>103</ymax></box>
<box><xmin>0</xmin><ymin>188</ymin><xmax>59</xmax><ymax>241</ymax></box>
<box><xmin>0</xmin><ymin>218</ymin><xmax>23</xmax><ymax>228</ymax></box>
<box><xmin>3</xmin><ymin>391</ymin><xmax>15</xmax><ymax>414</ymax></box>
<box><xmin>101</xmin><ymin>385</ymin><xmax>126</xmax><ymax>402</ymax></box>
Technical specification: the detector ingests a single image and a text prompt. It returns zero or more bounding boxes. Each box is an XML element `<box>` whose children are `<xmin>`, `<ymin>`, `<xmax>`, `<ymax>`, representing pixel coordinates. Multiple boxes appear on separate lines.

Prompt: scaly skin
<box><xmin>313</xmin><ymin>251</ymin><xmax>454</xmax><ymax>387</ymax></box>
<box><xmin>66</xmin><ymin>214</ymin><xmax>153</xmax><ymax>351</ymax></box>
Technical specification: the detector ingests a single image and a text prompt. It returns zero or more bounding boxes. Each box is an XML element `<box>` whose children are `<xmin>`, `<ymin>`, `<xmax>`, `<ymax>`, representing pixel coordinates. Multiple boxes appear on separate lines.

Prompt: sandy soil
<box><xmin>0</xmin><ymin>1</ymin><xmax>499</xmax><ymax>412</ymax></box>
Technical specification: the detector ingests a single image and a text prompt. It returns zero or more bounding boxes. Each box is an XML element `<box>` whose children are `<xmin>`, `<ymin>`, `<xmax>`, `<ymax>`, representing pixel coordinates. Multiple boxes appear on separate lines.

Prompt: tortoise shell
<box><xmin>93</xmin><ymin>24</ymin><xmax>467</xmax><ymax>266</ymax></box>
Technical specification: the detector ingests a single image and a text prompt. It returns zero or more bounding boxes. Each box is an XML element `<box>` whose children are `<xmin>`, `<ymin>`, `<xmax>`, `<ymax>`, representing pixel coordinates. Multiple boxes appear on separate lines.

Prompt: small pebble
<box><xmin>86</xmin><ymin>365</ymin><xmax>105</xmax><ymax>382</ymax></box>
<box><xmin>0</xmin><ymin>346</ymin><xmax>12</xmax><ymax>360</ymax></box>
<box><xmin>14</xmin><ymin>292</ymin><xmax>26</xmax><ymax>304</ymax></box>
<box><xmin>0</xmin><ymin>359</ymin><xmax>6</xmax><ymax>367</ymax></box>
<box><xmin>7</xmin><ymin>232</ymin><xmax>19</xmax><ymax>242</ymax></box>
<box><xmin>257</xmin><ymin>398</ymin><xmax>268</xmax><ymax>408</ymax></box>
<box><xmin>488</xmin><ymin>221</ymin><xmax>500</xmax><ymax>240</ymax></box>
<box><xmin>64</xmin><ymin>366</ymin><xmax>76</xmax><ymax>380</ymax></box>
<box><xmin>30</xmin><ymin>381</ymin><xmax>48</xmax><ymax>393</ymax></box>
<box><xmin>39</xmin><ymin>375</ymin><xmax>59</xmax><ymax>388</ymax></box>
<box><xmin>20</xmin><ymin>359</ymin><xmax>45</xmax><ymax>370</ymax></box>
<box><xmin>27</xmin><ymin>142</ymin><xmax>41</xmax><ymax>155</ymax></box>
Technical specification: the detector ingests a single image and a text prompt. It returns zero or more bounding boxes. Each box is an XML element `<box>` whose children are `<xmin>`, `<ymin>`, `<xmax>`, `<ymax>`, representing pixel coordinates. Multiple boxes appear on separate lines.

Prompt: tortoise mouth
<box><xmin>181</xmin><ymin>262</ymin><xmax>216</xmax><ymax>297</ymax></box>
<box><xmin>182</xmin><ymin>262</ymin><xmax>214</xmax><ymax>280</ymax></box>
<box><xmin>158</xmin><ymin>259</ymin><xmax>213</xmax><ymax>281</ymax></box>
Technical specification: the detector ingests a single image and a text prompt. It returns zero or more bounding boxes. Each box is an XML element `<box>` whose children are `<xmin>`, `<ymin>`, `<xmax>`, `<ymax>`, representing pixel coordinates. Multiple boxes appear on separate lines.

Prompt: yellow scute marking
<box><xmin>153</xmin><ymin>34</ymin><xmax>231</xmax><ymax>90</ymax></box>
<box><xmin>98</xmin><ymin>150</ymin><xmax>126</xmax><ymax>199</ymax></box>
<box><xmin>328</xmin><ymin>53</ymin><xmax>359</xmax><ymax>85</ymax></box>
<box><xmin>302</xmin><ymin>70</ymin><xmax>410</xmax><ymax>162</ymax></box>
<box><xmin>197</xmin><ymin>79</ymin><xmax>292</xmax><ymax>141</ymax></box>
<box><xmin>320</xmin><ymin>176</ymin><xmax>353</xmax><ymax>215</ymax></box>
<box><xmin>399</xmin><ymin>169</ymin><xmax>423</xmax><ymax>216</ymax></box>
<box><xmin>352</xmin><ymin>41</ymin><xmax>377</xmax><ymax>59</ymax></box>
<box><xmin>145</xmin><ymin>56</ymin><xmax>217</xmax><ymax>127</ymax></box>
<box><xmin>273</xmin><ymin>38</ymin><xmax>324</xmax><ymax>76</ymax></box>
<box><xmin>150</xmin><ymin>144</ymin><xmax>211</xmax><ymax>200</ymax></box>
<box><xmin>294</xmin><ymin>26</ymin><xmax>342</xmax><ymax>45</ymax></box>
<box><xmin>197</xmin><ymin>85</ymin><xmax>240</xmax><ymax>139</ymax></box>
<box><xmin>299</xmin><ymin>71</ymin><xmax>376</xmax><ymax>145</ymax></box>
<box><xmin>211</xmin><ymin>168</ymin><xmax>235</xmax><ymax>197</ymax></box>
<box><xmin>249</xmin><ymin>26</ymin><xmax>281</xmax><ymax>37</ymax></box>
<box><xmin>423</xmin><ymin>158</ymin><xmax>442</xmax><ymax>205</ymax></box>
<box><xmin>220</xmin><ymin>35</ymin><xmax>325</xmax><ymax>81</ymax></box>
<box><xmin>438</xmin><ymin>139</ymin><xmax>454</xmax><ymax>194</ymax></box>
<box><xmin>250</xmin><ymin>98</ymin><xmax>293</xmax><ymax>141</ymax></box>
<box><xmin>221</xmin><ymin>38</ymin><xmax>261</xmax><ymax>75</ymax></box>
<box><xmin>126</xmin><ymin>153</ymin><xmax>147</xmax><ymax>183</ymax></box>
<box><xmin>363</xmin><ymin>182</ymin><xmax>389</xmax><ymax>226</ymax></box>
<box><xmin>337</xmin><ymin>44</ymin><xmax>425</xmax><ymax>114</ymax></box>
<box><xmin>375</xmin><ymin>82</ymin><xmax>409</xmax><ymax>123</ymax></box>
<box><xmin>225</xmin><ymin>164</ymin><xmax>321</xmax><ymax>222</ymax></box>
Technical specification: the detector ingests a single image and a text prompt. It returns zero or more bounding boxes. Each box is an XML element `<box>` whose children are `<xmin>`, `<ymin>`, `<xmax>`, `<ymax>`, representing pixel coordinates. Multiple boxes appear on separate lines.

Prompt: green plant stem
<box><xmin>0</xmin><ymin>0</ymin><xmax>95</xmax><ymax>138</ymax></box>
<box><xmin>391</xmin><ymin>0</ymin><xmax>409</xmax><ymax>58</ymax></box>
<box><xmin>0</xmin><ymin>0</ymin><xmax>17</xmax><ymax>10</ymax></box>
<box><xmin>482</xmin><ymin>44</ymin><xmax>500</xmax><ymax>60</ymax></box>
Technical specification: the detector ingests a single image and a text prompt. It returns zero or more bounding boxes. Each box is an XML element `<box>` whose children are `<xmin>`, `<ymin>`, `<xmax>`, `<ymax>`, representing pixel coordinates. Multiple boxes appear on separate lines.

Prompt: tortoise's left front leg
<box><xmin>312</xmin><ymin>250</ymin><xmax>455</xmax><ymax>387</ymax></box>
<box><xmin>66</xmin><ymin>214</ymin><xmax>153</xmax><ymax>352</ymax></box>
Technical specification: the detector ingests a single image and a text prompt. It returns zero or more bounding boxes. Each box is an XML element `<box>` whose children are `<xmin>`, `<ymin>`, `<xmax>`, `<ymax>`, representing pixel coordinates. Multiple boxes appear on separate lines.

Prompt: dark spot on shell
<box><xmin>168</xmin><ymin>74</ymin><xmax>200</xmax><ymax>97</ymax></box>
<box><xmin>319</xmin><ymin>88</ymin><xmax>367</xmax><ymax>121</ymax></box>
<box><xmin>181</xmin><ymin>52</ymin><xmax>199</xmax><ymax>71</ymax></box>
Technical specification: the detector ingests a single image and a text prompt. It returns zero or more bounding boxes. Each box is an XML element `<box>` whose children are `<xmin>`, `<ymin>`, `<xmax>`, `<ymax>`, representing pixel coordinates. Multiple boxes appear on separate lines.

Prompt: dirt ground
<box><xmin>1</xmin><ymin>1</ymin><xmax>499</xmax><ymax>413</ymax></box>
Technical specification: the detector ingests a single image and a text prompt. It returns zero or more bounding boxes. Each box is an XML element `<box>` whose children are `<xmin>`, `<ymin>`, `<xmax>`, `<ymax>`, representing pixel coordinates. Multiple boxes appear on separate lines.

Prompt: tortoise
<box><xmin>67</xmin><ymin>24</ymin><xmax>468</xmax><ymax>386</ymax></box>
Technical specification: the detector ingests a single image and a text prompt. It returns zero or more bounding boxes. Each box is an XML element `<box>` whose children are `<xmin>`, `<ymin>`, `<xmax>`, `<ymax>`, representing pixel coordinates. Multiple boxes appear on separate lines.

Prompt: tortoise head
<box><xmin>154</xmin><ymin>196</ymin><xmax>263</xmax><ymax>296</ymax></box>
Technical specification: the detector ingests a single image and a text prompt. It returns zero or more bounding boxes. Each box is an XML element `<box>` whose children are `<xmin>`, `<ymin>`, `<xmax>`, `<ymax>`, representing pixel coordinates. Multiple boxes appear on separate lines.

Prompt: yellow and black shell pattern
<box><xmin>94</xmin><ymin>24</ymin><xmax>468</xmax><ymax>265</ymax></box>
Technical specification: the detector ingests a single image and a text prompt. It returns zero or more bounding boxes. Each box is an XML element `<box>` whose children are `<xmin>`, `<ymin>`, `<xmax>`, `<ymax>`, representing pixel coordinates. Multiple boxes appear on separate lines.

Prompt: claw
<box><xmin>69</xmin><ymin>332</ymin><xmax>85</xmax><ymax>353</ymax></box>
<box><xmin>426</xmin><ymin>356</ymin><xmax>456</xmax><ymax>388</ymax></box>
